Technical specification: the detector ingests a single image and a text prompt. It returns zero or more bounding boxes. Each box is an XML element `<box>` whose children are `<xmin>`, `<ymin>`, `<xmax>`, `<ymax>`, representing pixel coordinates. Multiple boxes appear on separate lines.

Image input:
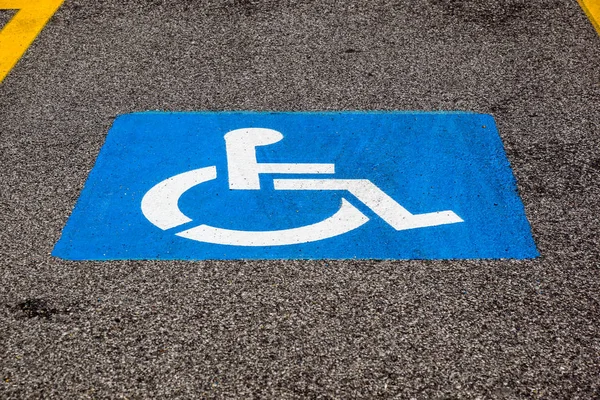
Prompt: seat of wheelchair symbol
<box><xmin>141</xmin><ymin>128</ymin><xmax>463</xmax><ymax>246</ymax></box>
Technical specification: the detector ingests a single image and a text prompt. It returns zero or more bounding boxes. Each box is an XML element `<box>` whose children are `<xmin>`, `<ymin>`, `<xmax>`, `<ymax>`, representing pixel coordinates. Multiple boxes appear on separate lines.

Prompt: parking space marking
<box><xmin>578</xmin><ymin>0</ymin><xmax>600</xmax><ymax>35</ymax></box>
<box><xmin>0</xmin><ymin>0</ymin><xmax>64</xmax><ymax>83</ymax></box>
<box><xmin>53</xmin><ymin>112</ymin><xmax>539</xmax><ymax>260</ymax></box>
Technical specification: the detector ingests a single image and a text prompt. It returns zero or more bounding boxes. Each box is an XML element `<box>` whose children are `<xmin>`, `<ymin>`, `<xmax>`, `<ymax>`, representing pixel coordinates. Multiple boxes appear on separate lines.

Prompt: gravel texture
<box><xmin>1</xmin><ymin>0</ymin><xmax>599</xmax><ymax>398</ymax></box>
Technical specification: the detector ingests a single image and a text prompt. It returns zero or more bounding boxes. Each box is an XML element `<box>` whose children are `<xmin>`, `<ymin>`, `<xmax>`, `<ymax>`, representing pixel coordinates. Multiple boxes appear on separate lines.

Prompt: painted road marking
<box><xmin>141</xmin><ymin>128</ymin><xmax>463</xmax><ymax>247</ymax></box>
<box><xmin>578</xmin><ymin>0</ymin><xmax>600</xmax><ymax>35</ymax></box>
<box><xmin>53</xmin><ymin>111</ymin><xmax>539</xmax><ymax>260</ymax></box>
<box><xmin>0</xmin><ymin>0</ymin><xmax>64</xmax><ymax>83</ymax></box>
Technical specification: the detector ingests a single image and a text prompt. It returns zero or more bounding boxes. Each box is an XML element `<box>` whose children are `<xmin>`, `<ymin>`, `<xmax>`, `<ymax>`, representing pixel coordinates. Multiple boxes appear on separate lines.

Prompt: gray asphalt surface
<box><xmin>0</xmin><ymin>10</ymin><xmax>16</xmax><ymax>29</ymax></box>
<box><xmin>1</xmin><ymin>0</ymin><xmax>600</xmax><ymax>398</ymax></box>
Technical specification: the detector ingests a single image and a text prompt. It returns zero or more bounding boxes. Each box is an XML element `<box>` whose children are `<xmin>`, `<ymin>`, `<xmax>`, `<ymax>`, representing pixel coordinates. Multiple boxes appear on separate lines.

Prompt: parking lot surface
<box><xmin>1</xmin><ymin>1</ymin><xmax>599</xmax><ymax>398</ymax></box>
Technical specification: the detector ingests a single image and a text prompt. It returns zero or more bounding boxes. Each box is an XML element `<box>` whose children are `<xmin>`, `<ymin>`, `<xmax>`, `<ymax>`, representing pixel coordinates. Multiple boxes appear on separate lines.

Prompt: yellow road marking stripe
<box><xmin>0</xmin><ymin>0</ymin><xmax>64</xmax><ymax>83</ymax></box>
<box><xmin>578</xmin><ymin>0</ymin><xmax>600</xmax><ymax>35</ymax></box>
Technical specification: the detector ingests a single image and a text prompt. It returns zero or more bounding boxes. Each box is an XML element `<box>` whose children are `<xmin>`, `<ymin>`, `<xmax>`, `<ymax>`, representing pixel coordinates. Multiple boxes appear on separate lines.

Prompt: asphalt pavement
<box><xmin>1</xmin><ymin>0</ymin><xmax>599</xmax><ymax>398</ymax></box>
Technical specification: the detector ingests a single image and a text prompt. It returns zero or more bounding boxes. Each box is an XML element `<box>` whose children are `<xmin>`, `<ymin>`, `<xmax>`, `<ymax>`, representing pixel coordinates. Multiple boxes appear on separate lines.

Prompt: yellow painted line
<box><xmin>578</xmin><ymin>0</ymin><xmax>600</xmax><ymax>35</ymax></box>
<box><xmin>0</xmin><ymin>0</ymin><xmax>64</xmax><ymax>83</ymax></box>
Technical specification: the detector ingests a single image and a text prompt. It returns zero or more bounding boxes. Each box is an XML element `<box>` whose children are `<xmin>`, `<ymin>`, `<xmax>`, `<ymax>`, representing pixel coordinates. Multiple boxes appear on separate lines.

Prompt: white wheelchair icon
<box><xmin>141</xmin><ymin>128</ymin><xmax>463</xmax><ymax>246</ymax></box>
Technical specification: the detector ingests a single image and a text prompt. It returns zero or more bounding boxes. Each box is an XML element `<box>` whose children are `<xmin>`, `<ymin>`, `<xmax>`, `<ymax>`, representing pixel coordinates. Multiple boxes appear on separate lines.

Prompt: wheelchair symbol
<box><xmin>141</xmin><ymin>128</ymin><xmax>464</xmax><ymax>246</ymax></box>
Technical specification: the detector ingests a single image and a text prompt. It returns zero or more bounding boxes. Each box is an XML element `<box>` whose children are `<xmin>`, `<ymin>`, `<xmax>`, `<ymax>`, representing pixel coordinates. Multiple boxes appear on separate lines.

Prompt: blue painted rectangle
<box><xmin>53</xmin><ymin>111</ymin><xmax>539</xmax><ymax>260</ymax></box>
